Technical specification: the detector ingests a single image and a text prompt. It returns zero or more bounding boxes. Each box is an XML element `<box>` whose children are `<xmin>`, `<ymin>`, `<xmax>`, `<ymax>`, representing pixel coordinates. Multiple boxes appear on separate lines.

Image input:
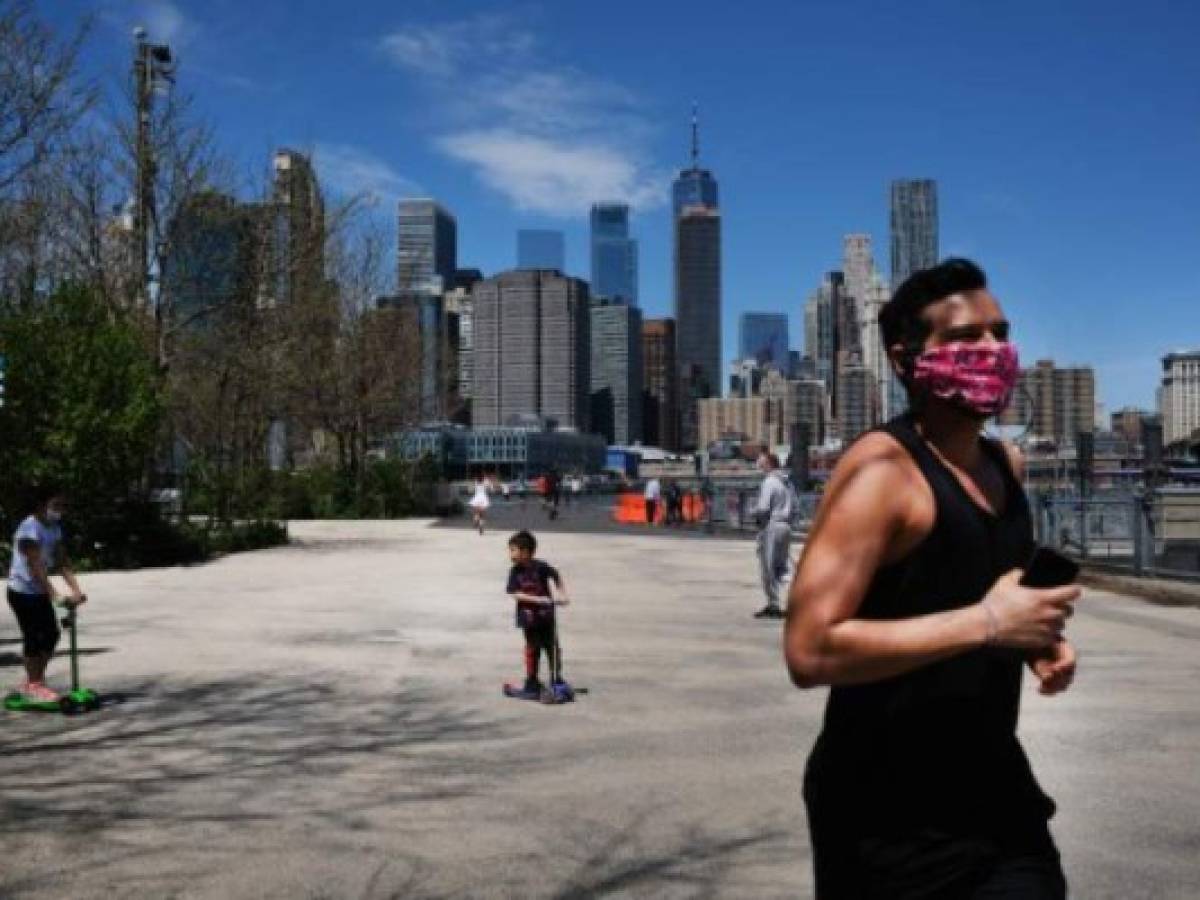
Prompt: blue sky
<box><xmin>50</xmin><ymin>0</ymin><xmax>1199</xmax><ymax>414</ymax></box>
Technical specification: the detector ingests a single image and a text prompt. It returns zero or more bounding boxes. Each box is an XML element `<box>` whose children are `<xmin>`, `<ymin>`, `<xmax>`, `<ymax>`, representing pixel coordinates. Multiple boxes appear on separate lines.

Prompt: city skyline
<box><xmin>46</xmin><ymin>0</ymin><xmax>1200</xmax><ymax>414</ymax></box>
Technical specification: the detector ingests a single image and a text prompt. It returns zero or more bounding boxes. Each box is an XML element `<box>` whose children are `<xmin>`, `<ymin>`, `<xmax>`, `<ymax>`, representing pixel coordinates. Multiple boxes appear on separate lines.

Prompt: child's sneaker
<box><xmin>523</xmin><ymin>678</ymin><xmax>543</xmax><ymax>695</ymax></box>
<box><xmin>25</xmin><ymin>682</ymin><xmax>60</xmax><ymax>702</ymax></box>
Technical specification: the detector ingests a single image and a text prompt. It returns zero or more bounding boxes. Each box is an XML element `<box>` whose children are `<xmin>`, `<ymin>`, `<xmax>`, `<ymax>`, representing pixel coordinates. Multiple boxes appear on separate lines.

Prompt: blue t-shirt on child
<box><xmin>507</xmin><ymin>560</ymin><xmax>560</xmax><ymax>629</ymax></box>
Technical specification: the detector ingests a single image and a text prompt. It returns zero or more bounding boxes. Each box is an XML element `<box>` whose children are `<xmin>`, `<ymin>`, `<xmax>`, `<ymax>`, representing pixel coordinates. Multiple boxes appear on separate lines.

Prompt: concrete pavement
<box><xmin>1</xmin><ymin>519</ymin><xmax>1198</xmax><ymax>898</ymax></box>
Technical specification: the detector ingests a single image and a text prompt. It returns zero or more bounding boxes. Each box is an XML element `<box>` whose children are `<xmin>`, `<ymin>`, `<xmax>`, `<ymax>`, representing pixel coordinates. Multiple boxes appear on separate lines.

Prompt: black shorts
<box><xmin>805</xmin><ymin>800</ymin><xmax>1065</xmax><ymax>900</ymax></box>
<box><xmin>6</xmin><ymin>589</ymin><xmax>60</xmax><ymax>657</ymax></box>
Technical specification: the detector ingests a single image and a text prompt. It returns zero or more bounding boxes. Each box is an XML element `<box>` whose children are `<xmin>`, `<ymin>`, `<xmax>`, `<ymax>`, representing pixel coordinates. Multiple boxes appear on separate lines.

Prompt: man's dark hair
<box><xmin>878</xmin><ymin>258</ymin><xmax>988</xmax><ymax>356</ymax></box>
<box><xmin>765</xmin><ymin>453</ymin><xmax>781</xmax><ymax>469</ymax></box>
<box><xmin>508</xmin><ymin>530</ymin><xmax>537</xmax><ymax>553</ymax></box>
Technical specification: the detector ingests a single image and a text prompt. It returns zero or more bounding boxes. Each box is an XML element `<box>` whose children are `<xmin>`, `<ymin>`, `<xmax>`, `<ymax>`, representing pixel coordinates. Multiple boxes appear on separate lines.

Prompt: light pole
<box><xmin>132</xmin><ymin>26</ymin><xmax>174</xmax><ymax>311</ymax></box>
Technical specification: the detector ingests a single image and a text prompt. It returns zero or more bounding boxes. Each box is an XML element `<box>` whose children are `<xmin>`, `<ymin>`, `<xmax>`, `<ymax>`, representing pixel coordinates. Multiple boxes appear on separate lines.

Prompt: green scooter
<box><xmin>4</xmin><ymin>602</ymin><xmax>101</xmax><ymax>715</ymax></box>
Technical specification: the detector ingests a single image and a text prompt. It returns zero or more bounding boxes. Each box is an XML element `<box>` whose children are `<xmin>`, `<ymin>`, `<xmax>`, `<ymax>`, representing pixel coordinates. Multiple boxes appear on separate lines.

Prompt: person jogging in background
<box><xmin>786</xmin><ymin>258</ymin><xmax>1079</xmax><ymax>898</ymax></box>
<box><xmin>753</xmin><ymin>453</ymin><xmax>796</xmax><ymax>619</ymax></box>
<box><xmin>6</xmin><ymin>485</ymin><xmax>88</xmax><ymax>702</ymax></box>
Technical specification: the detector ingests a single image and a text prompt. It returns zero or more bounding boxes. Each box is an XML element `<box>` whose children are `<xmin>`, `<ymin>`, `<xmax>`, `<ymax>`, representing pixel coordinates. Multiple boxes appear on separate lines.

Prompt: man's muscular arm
<box><xmin>784</xmin><ymin>434</ymin><xmax>1077</xmax><ymax>689</ymax></box>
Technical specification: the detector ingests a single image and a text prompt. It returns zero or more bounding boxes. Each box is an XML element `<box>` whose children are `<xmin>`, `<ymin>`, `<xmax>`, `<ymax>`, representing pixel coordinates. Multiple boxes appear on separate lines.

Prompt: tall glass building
<box><xmin>889</xmin><ymin>179</ymin><xmax>938</xmax><ymax>290</ymax></box>
<box><xmin>397</xmin><ymin>199</ymin><xmax>457</xmax><ymax>295</ymax></box>
<box><xmin>889</xmin><ymin>179</ymin><xmax>938</xmax><ymax>417</ymax></box>
<box><xmin>517</xmin><ymin>229</ymin><xmax>565</xmax><ymax>271</ymax></box>
<box><xmin>589</xmin><ymin>204</ymin><xmax>638</xmax><ymax>304</ymax></box>
<box><xmin>672</xmin><ymin>109</ymin><xmax>721</xmax><ymax>451</ymax></box>
<box><xmin>672</xmin><ymin>169</ymin><xmax>718</xmax><ymax>218</ymax></box>
<box><xmin>738</xmin><ymin>313</ymin><xmax>790</xmax><ymax>371</ymax></box>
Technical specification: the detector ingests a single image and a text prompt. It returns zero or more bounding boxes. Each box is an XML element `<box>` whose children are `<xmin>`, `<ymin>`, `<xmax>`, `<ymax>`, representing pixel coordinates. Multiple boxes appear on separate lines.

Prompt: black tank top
<box><xmin>803</xmin><ymin>413</ymin><xmax>1054</xmax><ymax>835</ymax></box>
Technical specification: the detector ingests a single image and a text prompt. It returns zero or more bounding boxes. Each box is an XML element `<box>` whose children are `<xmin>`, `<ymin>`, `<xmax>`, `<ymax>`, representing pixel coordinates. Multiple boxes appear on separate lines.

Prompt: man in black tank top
<box><xmin>785</xmin><ymin>259</ymin><xmax>1081</xmax><ymax>899</ymax></box>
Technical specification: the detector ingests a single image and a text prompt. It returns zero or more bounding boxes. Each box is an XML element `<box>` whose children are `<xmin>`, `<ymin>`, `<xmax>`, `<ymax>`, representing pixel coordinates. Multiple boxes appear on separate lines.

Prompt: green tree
<box><xmin>0</xmin><ymin>283</ymin><xmax>164</xmax><ymax>530</ymax></box>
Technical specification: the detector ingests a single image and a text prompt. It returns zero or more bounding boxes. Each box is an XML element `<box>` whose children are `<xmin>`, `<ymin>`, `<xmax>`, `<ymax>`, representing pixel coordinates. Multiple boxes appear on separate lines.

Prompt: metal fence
<box><xmin>709</xmin><ymin>483</ymin><xmax>1200</xmax><ymax>583</ymax></box>
<box><xmin>1032</xmin><ymin>490</ymin><xmax>1200</xmax><ymax>581</ymax></box>
<box><xmin>706</xmin><ymin>484</ymin><xmax>820</xmax><ymax>536</ymax></box>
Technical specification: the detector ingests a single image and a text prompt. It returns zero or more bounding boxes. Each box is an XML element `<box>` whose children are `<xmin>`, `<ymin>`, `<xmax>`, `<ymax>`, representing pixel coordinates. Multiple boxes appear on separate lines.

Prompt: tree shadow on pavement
<box><xmin>539</xmin><ymin>808</ymin><xmax>797</xmax><ymax>899</ymax></box>
<box><xmin>0</xmin><ymin>674</ymin><xmax>516</xmax><ymax>898</ymax></box>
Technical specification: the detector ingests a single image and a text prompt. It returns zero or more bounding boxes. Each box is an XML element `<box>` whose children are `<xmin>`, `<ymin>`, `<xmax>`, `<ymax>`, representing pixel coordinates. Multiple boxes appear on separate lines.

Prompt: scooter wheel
<box><xmin>60</xmin><ymin>698</ymin><xmax>83</xmax><ymax>716</ymax></box>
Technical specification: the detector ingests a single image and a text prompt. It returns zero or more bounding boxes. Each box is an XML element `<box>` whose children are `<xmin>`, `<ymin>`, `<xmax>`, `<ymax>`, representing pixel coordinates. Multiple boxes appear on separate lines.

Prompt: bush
<box><xmin>186</xmin><ymin>519</ymin><xmax>289</xmax><ymax>556</ymax></box>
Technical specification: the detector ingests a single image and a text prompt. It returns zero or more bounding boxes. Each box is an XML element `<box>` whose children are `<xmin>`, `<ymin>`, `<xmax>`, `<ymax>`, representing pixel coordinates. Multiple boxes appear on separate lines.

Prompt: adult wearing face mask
<box><xmin>786</xmin><ymin>259</ymin><xmax>1079</xmax><ymax>898</ymax></box>
<box><xmin>6</xmin><ymin>485</ymin><xmax>87</xmax><ymax>702</ymax></box>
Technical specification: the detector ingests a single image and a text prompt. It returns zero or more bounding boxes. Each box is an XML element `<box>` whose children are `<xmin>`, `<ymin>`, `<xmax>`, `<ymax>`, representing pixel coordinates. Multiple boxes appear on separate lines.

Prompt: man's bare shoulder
<box><xmin>828</xmin><ymin>431</ymin><xmax>917</xmax><ymax>491</ymax></box>
<box><xmin>816</xmin><ymin>432</ymin><xmax>931</xmax><ymax>561</ymax></box>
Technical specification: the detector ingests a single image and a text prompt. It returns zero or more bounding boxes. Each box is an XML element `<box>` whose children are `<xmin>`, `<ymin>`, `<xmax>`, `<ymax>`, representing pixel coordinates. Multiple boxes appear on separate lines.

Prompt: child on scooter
<box><xmin>506</xmin><ymin>530</ymin><xmax>570</xmax><ymax>694</ymax></box>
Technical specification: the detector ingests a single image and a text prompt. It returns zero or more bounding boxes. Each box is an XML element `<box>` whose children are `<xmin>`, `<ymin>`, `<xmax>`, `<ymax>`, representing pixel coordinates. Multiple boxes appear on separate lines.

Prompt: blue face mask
<box><xmin>46</xmin><ymin>510</ymin><xmax>63</xmax><ymax>524</ymax></box>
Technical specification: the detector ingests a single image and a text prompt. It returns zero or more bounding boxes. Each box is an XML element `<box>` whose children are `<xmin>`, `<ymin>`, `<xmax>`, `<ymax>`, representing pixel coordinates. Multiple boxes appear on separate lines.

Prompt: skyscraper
<box><xmin>1159</xmin><ymin>350</ymin><xmax>1200</xmax><ymax>447</ymax></box>
<box><xmin>642</xmin><ymin>318</ymin><xmax>680</xmax><ymax>451</ymax></box>
<box><xmin>843</xmin><ymin>234</ymin><xmax>896</xmax><ymax>421</ymax></box>
<box><xmin>472</xmin><ymin>270</ymin><xmax>590</xmax><ymax>431</ymax></box>
<box><xmin>738</xmin><ymin>312</ymin><xmax>790</xmax><ymax>372</ymax></box>
<box><xmin>589</xmin><ymin>204</ymin><xmax>638</xmax><ymax>304</ymax></box>
<box><xmin>672</xmin><ymin>107</ymin><xmax>719</xmax><ymax>216</ymax></box>
<box><xmin>397</xmin><ymin>199</ymin><xmax>457</xmax><ymax>295</ymax></box>
<box><xmin>163</xmin><ymin>190</ymin><xmax>262</xmax><ymax>327</ymax></box>
<box><xmin>672</xmin><ymin>107</ymin><xmax>721</xmax><ymax>450</ymax></box>
<box><xmin>376</xmin><ymin>292</ymin><xmax>445</xmax><ymax>422</ymax></box>
<box><xmin>889</xmin><ymin>180</ymin><xmax>938</xmax><ymax>418</ymax></box>
<box><xmin>443</xmin><ymin>268</ymin><xmax>483</xmax><ymax>425</ymax></box>
<box><xmin>836</xmin><ymin>353</ymin><xmax>878</xmax><ymax>444</ymax></box>
<box><xmin>803</xmin><ymin>271</ymin><xmax>869</xmax><ymax>434</ymax></box>
<box><xmin>1001</xmin><ymin>359</ymin><xmax>1096</xmax><ymax>446</ymax></box>
<box><xmin>889</xmin><ymin>179</ymin><xmax>938</xmax><ymax>289</ymax></box>
<box><xmin>589</xmin><ymin>298</ymin><xmax>644</xmax><ymax>445</ymax></box>
<box><xmin>517</xmin><ymin>229</ymin><xmax>565</xmax><ymax>271</ymax></box>
<box><xmin>675</xmin><ymin>206</ymin><xmax>722</xmax><ymax>450</ymax></box>
<box><xmin>804</xmin><ymin>272</ymin><xmax>841</xmax><ymax>390</ymax></box>
<box><xmin>269</xmin><ymin>149</ymin><xmax>324</xmax><ymax>308</ymax></box>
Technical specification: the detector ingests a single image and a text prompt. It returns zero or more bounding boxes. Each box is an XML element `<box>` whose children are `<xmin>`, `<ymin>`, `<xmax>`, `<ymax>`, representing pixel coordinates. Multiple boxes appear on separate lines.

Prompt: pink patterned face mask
<box><xmin>911</xmin><ymin>341</ymin><xmax>1019</xmax><ymax>416</ymax></box>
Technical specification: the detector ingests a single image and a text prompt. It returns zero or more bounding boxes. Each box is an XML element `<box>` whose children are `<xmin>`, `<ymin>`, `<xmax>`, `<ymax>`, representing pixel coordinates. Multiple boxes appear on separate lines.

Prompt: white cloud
<box><xmin>380</xmin><ymin>15</ymin><xmax>535</xmax><ymax>78</ymax></box>
<box><xmin>312</xmin><ymin>143</ymin><xmax>421</xmax><ymax>208</ymax></box>
<box><xmin>439</xmin><ymin>130</ymin><xmax>666</xmax><ymax>216</ymax></box>
<box><xmin>379</xmin><ymin>15</ymin><xmax>665</xmax><ymax>218</ymax></box>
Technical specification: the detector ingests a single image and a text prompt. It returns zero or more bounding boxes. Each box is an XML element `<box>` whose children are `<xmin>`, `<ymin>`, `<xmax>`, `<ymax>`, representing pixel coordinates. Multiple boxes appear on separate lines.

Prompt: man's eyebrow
<box><xmin>945</xmin><ymin>320</ymin><xmax>1009</xmax><ymax>334</ymax></box>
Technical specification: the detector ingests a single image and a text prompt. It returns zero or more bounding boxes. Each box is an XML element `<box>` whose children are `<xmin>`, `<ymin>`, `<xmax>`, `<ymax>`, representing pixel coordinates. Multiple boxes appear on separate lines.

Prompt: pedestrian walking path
<box><xmin>1</xmin><ymin>521</ymin><xmax>1197</xmax><ymax>898</ymax></box>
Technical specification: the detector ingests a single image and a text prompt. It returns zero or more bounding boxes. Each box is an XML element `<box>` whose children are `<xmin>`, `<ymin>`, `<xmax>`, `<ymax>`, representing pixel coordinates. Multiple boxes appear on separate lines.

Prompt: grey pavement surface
<box><xmin>2</xmin><ymin>519</ymin><xmax>1199</xmax><ymax>899</ymax></box>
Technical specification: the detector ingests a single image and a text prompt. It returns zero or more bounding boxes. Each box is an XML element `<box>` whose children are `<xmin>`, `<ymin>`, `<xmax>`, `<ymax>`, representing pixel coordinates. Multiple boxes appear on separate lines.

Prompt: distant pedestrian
<box><xmin>665</xmin><ymin>480</ymin><xmax>684</xmax><ymax>526</ymax></box>
<box><xmin>468</xmin><ymin>477</ymin><xmax>491</xmax><ymax>535</ymax></box>
<box><xmin>643</xmin><ymin>476</ymin><xmax>661</xmax><ymax>525</ymax></box>
<box><xmin>753</xmin><ymin>453</ymin><xmax>796</xmax><ymax>619</ymax></box>
<box><xmin>544</xmin><ymin>470</ymin><xmax>561</xmax><ymax>520</ymax></box>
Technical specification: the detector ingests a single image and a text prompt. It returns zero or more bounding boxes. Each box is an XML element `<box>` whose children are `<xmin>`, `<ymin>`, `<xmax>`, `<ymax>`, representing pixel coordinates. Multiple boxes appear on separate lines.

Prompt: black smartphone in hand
<box><xmin>1019</xmin><ymin>547</ymin><xmax>1080</xmax><ymax>588</ymax></box>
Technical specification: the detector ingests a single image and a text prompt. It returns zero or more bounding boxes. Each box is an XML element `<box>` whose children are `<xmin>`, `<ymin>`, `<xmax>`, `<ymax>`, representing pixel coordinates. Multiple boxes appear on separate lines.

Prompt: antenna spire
<box><xmin>690</xmin><ymin>102</ymin><xmax>700</xmax><ymax>168</ymax></box>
